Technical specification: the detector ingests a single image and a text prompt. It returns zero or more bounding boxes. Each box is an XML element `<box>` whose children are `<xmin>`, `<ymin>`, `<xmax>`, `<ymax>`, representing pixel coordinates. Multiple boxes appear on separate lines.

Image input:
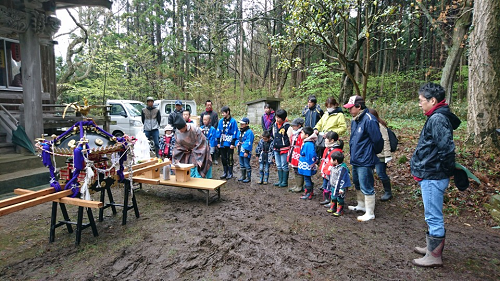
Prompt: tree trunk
<box><xmin>238</xmin><ymin>0</ymin><xmax>244</xmax><ymax>100</ymax></box>
<box><xmin>441</xmin><ymin>0</ymin><xmax>473</xmax><ymax>104</ymax></box>
<box><xmin>467</xmin><ymin>0</ymin><xmax>500</xmax><ymax>148</ymax></box>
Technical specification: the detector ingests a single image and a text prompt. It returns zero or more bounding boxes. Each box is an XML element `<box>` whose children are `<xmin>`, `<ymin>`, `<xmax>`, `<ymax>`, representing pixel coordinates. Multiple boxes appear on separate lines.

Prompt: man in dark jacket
<box><xmin>343</xmin><ymin>95</ymin><xmax>383</xmax><ymax>222</ymax></box>
<box><xmin>200</xmin><ymin>100</ymin><xmax>218</xmax><ymax>128</ymax></box>
<box><xmin>200</xmin><ymin>100</ymin><xmax>219</xmax><ymax>164</ymax></box>
<box><xmin>141</xmin><ymin>96</ymin><xmax>162</xmax><ymax>157</ymax></box>
<box><xmin>302</xmin><ymin>95</ymin><xmax>324</xmax><ymax>128</ymax></box>
<box><xmin>410</xmin><ymin>82</ymin><xmax>461</xmax><ymax>268</ymax></box>
<box><xmin>168</xmin><ymin>100</ymin><xmax>184</xmax><ymax>129</ymax></box>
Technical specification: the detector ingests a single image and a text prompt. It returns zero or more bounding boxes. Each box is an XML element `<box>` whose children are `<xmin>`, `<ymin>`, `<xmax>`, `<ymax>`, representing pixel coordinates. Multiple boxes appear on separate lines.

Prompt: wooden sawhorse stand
<box><xmin>13</xmin><ymin>188</ymin><xmax>103</xmax><ymax>245</ymax></box>
<box><xmin>97</xmin><ymin>178</ymin><xmax>139</xmax><ymax>225</ymax></box>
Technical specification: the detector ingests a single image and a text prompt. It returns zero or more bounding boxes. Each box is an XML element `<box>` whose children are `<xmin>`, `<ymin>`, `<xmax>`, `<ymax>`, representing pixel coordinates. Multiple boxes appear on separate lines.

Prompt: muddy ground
<box><xmin>1</xmin><ymin>161</ymin><xmax>499</xmax><ymax>281</ymax></box>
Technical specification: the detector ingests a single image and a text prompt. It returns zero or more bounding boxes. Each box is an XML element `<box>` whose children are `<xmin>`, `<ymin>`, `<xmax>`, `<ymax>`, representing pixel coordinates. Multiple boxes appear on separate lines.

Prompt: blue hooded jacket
<box><xmin>349</xmin><ymin>108</ymin><xmax>384</xmax><ymax>167</ymax></box>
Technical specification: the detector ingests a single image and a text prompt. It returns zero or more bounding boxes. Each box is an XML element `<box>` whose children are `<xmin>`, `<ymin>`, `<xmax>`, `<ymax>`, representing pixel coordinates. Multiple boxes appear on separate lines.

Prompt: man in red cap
<box><xmin>343</xmin><ymin>95</ymin><xmax>383</xmax><ymax>222</ymax></box>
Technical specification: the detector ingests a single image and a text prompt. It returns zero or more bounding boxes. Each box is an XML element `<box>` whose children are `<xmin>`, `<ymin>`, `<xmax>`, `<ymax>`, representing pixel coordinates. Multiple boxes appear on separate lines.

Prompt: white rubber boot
<box><xmin>412</xmin><ymin>234</ymin><xmax>444</xmax><ymax>267</ymax></box>
<box><xmin>414</xmin><ymin>246</ymin><xmax>426</xmax><ymax>255</ymax></box>
<box><xmin>357</xmin><ymin>194</ymin><xmax>375</xmax><ymax>221</ymax></box>
<box><xmin>348</xmin><ymin>190</ymin><xmax>366</xmax><ymax>212</ymax></box>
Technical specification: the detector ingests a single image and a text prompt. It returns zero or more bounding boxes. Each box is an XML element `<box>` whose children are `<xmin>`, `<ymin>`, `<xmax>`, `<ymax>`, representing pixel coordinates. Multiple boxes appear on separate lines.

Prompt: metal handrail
<box><xmin>0</xmin><ymin>104</ymin><xmax>19</xmax><ymax>127</ymax></box>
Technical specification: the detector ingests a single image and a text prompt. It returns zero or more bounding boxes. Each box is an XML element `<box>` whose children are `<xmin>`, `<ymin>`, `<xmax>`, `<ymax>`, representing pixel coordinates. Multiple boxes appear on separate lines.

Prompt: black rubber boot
<box><xmin>220</xmin><ymin>166</ymin><xmax>228</xmax><ymax>179</ymax></box>
<box><xmin>238</xmin><ymin>168</ymin><xmax>247</xmax><ymax>181</ymax></box>
<box><xmin>280</xmin><ymin>170</ymin><xmax>289</xmax><ymax>187</ymax></box>
<box><xmin>226</xmin><ymin>166</ymin><xmax>233</xmax><ymax>179</ymax></box>
<box><xmin>380</xmin><ymin>179</ymin><xmax>393</xmax><ymax>201</ymax></box>
<box><xmin>243</xmin><ymin>170</ymin><xmax>251</xmax><ymax>183</ymax></box>
<box><xmin>274</xmin><ymin>169</ymin><xmax>283</xmax><ymax>186</ymax></box>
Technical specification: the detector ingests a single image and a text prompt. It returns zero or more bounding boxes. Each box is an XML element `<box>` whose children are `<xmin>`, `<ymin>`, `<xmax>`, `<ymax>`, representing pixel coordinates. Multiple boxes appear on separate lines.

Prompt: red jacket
<box><xmin>320</xmin><ymin>147</ymin><xmax>343</xmax><ymax>178</ymax></box>
<box><xmin>288</xmin><ymin>129</ymin><xmax>303</xmax><ymax>168</ymax></box>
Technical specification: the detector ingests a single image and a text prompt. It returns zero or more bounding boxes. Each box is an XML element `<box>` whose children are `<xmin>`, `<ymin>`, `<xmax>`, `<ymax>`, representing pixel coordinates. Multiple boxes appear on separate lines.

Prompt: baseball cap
<box><xmin>146</xmin><ymin>96</ymin><xmax>154</xmax><ymax>102</ymax></box>
<box><xmin>343</xmin><ymin>95</ymin><xmax>365</xmax><ymax>109</ymax></box>
<box><xmin>175</xmin><ymin>100</ymin><xmax>183</xmax><ymax>106</ymax></box>
<box><xmin>239</xmin><ymin>117</ymin><xmax>250</xmax><ymax>124</ymax></box>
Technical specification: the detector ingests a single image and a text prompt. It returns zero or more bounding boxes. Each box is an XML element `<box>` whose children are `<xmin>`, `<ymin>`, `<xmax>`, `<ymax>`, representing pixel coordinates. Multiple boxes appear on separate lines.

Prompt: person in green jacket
<box><xmin>314</xmin><ymin>97</ymin><xmax>347</xmax><ymax>161</ymax></box>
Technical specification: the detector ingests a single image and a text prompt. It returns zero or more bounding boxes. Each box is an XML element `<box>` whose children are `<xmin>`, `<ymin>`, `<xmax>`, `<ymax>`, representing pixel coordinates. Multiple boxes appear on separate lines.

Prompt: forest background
<box><xmin>54</xmin><ymin>0</ymin><xmax>500</xmax><ymax>217</ymax></box>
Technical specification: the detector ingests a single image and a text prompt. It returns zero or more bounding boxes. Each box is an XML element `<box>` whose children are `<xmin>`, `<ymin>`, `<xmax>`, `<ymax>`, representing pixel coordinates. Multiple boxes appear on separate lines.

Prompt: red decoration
<box><xmin>11</xmin><ymin>43</ymin><xmax>21</xmax><ymax>62</ymax></box>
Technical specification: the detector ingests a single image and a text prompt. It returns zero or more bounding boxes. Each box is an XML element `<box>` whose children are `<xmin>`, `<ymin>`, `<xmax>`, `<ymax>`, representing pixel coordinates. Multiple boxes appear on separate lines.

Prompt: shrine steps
<box><xmin>0</xmin><ymin>154</ymin><xmax>49</xmax><ymax>196</ymax></box>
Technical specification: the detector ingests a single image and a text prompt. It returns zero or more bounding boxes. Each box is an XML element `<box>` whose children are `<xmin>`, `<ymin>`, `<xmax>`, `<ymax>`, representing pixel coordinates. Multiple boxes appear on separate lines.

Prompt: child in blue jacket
<box><xmin>255</xmin><ymin>130</ymin><xmax>274</xmax><ymax>184</ymax></box>
<box><xmin>236</xmin><ymin>117</ymin><xmax>254</xmax><ymax>183</ymax></box>
<box><xmin>201</xmin><ymin>114</ymin><xmax>217</xmax><ymax>179</ymax></box>
<box><xmin>299</xmin><ymin>126</ymin><xmax>318</xmax><ymax>200</ymax></box>
<box><xmin>326</xmin><ymin>151</ymin><xmax>352</xmax><ymax>216</ymax></box>
<box><xmin>216</xmin><ymin>106</ymin><xmax>238</xmax><ymax>179</ymax></box>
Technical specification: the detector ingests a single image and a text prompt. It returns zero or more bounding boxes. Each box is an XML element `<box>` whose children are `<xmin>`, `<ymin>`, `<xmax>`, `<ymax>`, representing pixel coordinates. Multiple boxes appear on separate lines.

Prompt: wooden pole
<box><xmin>0</xmin><ymin>190</ymin><xmax>72</xmax><ymax>217</ymax></box>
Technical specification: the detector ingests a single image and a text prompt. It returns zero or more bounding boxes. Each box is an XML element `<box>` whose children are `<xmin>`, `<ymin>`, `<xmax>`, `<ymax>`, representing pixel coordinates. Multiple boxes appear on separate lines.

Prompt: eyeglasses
<box><xmin>418</xmin><ymin>98</ymin><xmax>429</xmax><ymax>105</ymax></box>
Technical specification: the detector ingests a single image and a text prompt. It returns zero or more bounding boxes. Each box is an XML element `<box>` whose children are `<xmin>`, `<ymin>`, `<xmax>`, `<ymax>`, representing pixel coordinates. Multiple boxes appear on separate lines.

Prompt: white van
<box><xmin>107</xmin><ymin>100</ymin><xmax>146</xmax><ymax>137</ymax></box>
<box><xmin>154</xmin><ymin>100</ymin><xmax>198</xmax><ymax>133</ymax></box>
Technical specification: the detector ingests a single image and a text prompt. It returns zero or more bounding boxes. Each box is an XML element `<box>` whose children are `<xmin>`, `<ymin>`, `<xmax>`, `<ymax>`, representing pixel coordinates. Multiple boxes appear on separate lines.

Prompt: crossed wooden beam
<box><xmin>0</xmin><ymin>188</ymin><xmax>102</xmax><ymax>217</ymax></box>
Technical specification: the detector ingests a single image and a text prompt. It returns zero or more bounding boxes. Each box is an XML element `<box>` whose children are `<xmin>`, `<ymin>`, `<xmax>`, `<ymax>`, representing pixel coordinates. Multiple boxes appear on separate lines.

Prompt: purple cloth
<box><xmin>263</xmin><ymin>111</ymin><xmax>275</xmax><ymax>131</ymax></box>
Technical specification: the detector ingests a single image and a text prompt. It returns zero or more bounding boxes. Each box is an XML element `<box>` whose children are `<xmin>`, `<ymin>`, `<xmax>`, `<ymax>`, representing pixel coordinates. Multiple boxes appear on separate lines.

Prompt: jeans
<box><xmin>259</xmin><ymin>162</ymin><xmax>270</xmax><ymax>174</ymax></box>
<box><xmin>352</xmin><ymin>165</ymin><xmax>375</xmax><ymax>195</ymax></box>
<box><xmin>144</xmin><ymin>129</ymin><xmax>159</xmax><ymax>157</ymax></box>
<box><xmin>304</xmin><ymin>175</ymin><xmax>313</xmax><ymax>190</ymax></box>
<box><xmin>274</xmin><ymin>151</ymin><xmax>289</xmax><ymax>172</ymax></box>
<box><xmin>239</xmin><ymin>156</ymin><xmax>251</xmax><ymax>171</ymax></box>
<box><xmin>322</xmin><ymin>178</ymin><xmax>329</xmax><ymax>190</ymax></box>
<box><xmin>375</xmin><ymin>161</ymin><xmax>389</xmax><ymax>181</ymax></box>
<box><xmin>420</xmin><ymin>179</ymin><xmax>449</xmax><ymax>237</ymax></box>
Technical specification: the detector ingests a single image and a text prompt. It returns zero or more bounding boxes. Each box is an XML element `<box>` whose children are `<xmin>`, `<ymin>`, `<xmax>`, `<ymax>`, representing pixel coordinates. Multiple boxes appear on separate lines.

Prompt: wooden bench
<box><xmin>14</xmin><ymin>188</ymin><xmax>103</xmax><ymax>245</ymax></box>
<box><xmin>126</xmin><ymin>160</ymin><xmax>225</xmax><ymax>205</ymax></box>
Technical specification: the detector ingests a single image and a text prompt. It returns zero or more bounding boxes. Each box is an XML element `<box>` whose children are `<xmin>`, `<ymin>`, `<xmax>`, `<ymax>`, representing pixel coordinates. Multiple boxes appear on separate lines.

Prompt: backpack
<box><xmin>387</xmin><ymin>127</ymin><xmax>398</xmax><ymax>152</ymax></box>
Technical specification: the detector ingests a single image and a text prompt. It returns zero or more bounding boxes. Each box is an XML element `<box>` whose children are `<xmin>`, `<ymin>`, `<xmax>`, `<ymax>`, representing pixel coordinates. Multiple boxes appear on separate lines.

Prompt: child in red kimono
<box><xmin>288</xmin><ymin>118</ymin><xmax>304</xmax><ymax>192</ymax></box>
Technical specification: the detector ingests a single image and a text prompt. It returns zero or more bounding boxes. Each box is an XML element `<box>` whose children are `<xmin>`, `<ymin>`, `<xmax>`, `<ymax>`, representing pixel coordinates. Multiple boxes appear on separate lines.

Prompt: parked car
<box><xmin>154</xmin><ymin>99</ymin><xmax>198</xmax><ymax>134</ymax></box>
<box><xmin>106</xmin><ymin>100</ymin><xmax>146</xmax><ymax>137</ymax></box>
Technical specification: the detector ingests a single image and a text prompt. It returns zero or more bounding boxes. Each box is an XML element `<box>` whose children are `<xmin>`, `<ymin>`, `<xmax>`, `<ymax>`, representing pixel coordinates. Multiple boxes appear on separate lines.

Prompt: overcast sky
<box><xmin>53</xmin><ymin>9</ymin><xmax>77</xmax><ymax>59</ymax></box>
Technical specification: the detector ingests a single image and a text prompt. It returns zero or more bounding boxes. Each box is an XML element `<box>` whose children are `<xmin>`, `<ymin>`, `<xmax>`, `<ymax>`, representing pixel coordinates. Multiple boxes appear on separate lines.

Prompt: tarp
<box><xmin>455</xmin><ymin>162</ymin><xmax>481</xmax><ymax>184</ymax></box>
<box><xmin>11</xmin><ymin>125</ymin><xmax>36</xmax><ymax>155</ymax></box>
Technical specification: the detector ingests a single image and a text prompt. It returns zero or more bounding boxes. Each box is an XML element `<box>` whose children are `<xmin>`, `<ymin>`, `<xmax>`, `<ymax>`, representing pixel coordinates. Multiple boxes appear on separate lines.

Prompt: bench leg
<box><xmin>76</xmin><ymin>206</ymin><xmax>84</xmax><ymax>245</ymax></box>
<box><xmin>59</xmin><ymin>203</ymin><xmax>73</xmax><ymax>233</ymax></box>
<box><xmin>49</xmin><ymin>202</ymin><xmax>57</xmax><ymax>243</ymax></box>
<box><xmin>132</xmin><ymin>190</ymin><xmax>140</xmax><ymax>219</ymax></box>
<box><xmin>87</xmin><ymin>208</ymin><xmax>98</xmax><ymax>237</ymax></box>
<box><xmin>106</xmin><ymin>185</ymin><xmax>117</xmax><ymax>215</ymax></box>
<box><xmin>122</xmin><ymin>180</ymin><xmax>129</xmax><ymax>225</ymax></box>
<box><xmin>99</xmin><ymin>187</ymin><xmax>105</xmax><ymax>221</ymax></box>
<box><xmin>206</xmin><ymin>190</ymin><xmax>209</xmax><ymax>206</ymax></box>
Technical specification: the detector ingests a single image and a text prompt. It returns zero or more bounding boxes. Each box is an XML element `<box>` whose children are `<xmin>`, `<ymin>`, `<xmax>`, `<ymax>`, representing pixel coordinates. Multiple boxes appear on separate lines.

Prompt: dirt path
<box><xmin>1</xmin><ymin>164</ymin><xmax>499</xmax><ymax>280</ymax></box>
